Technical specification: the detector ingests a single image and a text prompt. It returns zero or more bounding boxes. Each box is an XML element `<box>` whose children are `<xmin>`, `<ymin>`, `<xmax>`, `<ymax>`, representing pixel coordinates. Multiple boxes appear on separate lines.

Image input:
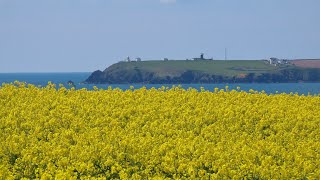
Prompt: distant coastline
<box><xmin>85</xmin><ymin>58</ymin><xmax>320</xmax><ymax>84</ymax></box>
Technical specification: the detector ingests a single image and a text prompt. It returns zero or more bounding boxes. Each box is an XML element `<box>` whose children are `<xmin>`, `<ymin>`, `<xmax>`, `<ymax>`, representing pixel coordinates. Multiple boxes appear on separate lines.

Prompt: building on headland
<box><xmin>122</xmin><ymin>57</ymin><xmax>142</xmax><ymax>62</ymax></box>
<box><xmin>193</xmin><ymin>53</ymin><xmax>213</xmax><ymax>61</ymax></box>
<box><xmin>123</xmin><ymin>53</ymin><xmax>215</xmax><ymax>62</ymax></box>
<box><xmin>269</xmin><ymin>57</ymin><xmax>289</xmax><ymax>66</ymax></box>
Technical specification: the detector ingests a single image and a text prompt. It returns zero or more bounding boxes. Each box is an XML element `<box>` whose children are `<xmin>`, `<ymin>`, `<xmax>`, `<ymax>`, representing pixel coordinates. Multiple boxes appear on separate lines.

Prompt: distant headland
<box><xmin>84</xmin><ymin>54</ymin><xmax>320</xmax><ymax>84</ymax></box>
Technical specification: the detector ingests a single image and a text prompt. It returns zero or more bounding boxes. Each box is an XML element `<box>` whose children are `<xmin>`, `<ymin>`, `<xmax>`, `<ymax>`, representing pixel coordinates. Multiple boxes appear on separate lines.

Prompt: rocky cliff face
<box><xmin>85</xmin><ymin>70</ymin><xmax>106</xmax><ymax>83</ymax></box>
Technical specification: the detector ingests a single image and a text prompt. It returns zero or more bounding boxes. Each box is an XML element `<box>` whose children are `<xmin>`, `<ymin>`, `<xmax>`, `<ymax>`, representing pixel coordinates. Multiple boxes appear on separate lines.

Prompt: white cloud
<box><xmin>160</xmin><ymin>0</ymin><xmax>176</xmax><ymax>4</ymax></box>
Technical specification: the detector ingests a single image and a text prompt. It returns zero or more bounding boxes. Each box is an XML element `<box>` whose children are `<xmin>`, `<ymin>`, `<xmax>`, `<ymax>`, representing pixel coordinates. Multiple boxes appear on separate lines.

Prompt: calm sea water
<box><xmin>1</xmin><ymin>72</ymin><xmax>320</xmax><ymax>95</ymax></box>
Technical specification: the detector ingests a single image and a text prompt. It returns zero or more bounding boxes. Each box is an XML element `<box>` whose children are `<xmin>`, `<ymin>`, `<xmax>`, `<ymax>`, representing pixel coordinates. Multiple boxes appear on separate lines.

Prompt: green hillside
<box><xmin>85</xmin><ymin>60</ymin><xmax>320</xmax><ymax>84</ymax></box>
<box><xmin>107</xmin><ymin>60</ymin><xmax>284</xmax><ymax>77</ymax></box>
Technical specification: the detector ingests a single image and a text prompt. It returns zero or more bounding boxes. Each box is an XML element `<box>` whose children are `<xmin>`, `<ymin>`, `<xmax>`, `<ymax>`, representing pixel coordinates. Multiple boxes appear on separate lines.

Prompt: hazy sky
<box><xmin>1</xmin><ymin>0</ymin><xmax>319</xmax><ymax>72</ymax></box>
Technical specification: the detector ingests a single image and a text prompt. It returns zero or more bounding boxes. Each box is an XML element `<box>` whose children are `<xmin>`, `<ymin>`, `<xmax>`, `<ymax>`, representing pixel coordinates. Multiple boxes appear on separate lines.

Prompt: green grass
<box><xmin>112</xmin><ymin>60</ymin><xmax>285</xmax><ymax>77</ymax></box>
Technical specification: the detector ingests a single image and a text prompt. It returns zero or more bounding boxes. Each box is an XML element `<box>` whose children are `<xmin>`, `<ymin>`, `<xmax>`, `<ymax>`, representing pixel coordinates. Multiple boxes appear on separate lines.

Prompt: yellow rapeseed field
<box><xmin>0</xmin><ymin>82</ymin><xmax>319</xmax><ymax>179</ymax></box>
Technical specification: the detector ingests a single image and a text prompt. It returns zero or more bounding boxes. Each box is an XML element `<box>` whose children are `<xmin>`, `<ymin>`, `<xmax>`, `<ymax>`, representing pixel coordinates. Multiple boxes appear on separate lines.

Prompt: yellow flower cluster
<box><xmin>0</xmin><ymin>82</ymin><xmax>319</xmax><ymax>179</ymax></box>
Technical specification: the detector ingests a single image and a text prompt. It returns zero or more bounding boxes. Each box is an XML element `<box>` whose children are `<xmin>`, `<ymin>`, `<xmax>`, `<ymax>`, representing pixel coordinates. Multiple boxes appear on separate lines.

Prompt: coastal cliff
<box><xmin>84</xmin><ymin>60</ymin><xmax>320</xmax><ymax>84</ymax></box>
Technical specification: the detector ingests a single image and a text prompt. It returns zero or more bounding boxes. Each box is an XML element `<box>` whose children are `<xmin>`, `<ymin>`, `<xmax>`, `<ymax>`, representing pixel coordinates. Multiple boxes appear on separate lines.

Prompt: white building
<box><xmin>269</xmin><ymin>57</ymin><xmax>289</xmax><ymax>66</ymax></box>
<box><xmin>126</xmin><ymin>56</ymin><xmax>131</xmax><ymax>62</ymax></box>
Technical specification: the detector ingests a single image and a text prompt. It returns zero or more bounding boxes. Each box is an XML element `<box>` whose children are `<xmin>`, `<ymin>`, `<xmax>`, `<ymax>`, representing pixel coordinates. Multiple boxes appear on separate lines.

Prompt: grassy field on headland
<box><xmin>0</xmin><ymin>82</ymin><xmax>319</xmax><ymax>179</ymax></box>
<box><xmin>85</xmin><ymin>59</ymin><xmax>320</xmax><ymax>84</ymax></box>
<box><xmin>111</xmin><ymin>60</ymin><xmax>281</xmax><ymax>77</ymax></box>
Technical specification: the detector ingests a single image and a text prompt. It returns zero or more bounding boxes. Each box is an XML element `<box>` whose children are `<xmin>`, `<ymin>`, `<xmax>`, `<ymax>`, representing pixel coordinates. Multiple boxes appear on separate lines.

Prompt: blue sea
<box><xmin>1</xmin><ymin>72</ymin><xmax>320</xmax><ymax>95</ymax></box>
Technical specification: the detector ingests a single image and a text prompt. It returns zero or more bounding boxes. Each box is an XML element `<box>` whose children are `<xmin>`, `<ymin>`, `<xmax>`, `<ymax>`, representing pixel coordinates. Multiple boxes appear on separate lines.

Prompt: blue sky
<box><xmin>0</xmin><ymin>0</ymin><xmax>319</xmax><ymax>72</ymax></box>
